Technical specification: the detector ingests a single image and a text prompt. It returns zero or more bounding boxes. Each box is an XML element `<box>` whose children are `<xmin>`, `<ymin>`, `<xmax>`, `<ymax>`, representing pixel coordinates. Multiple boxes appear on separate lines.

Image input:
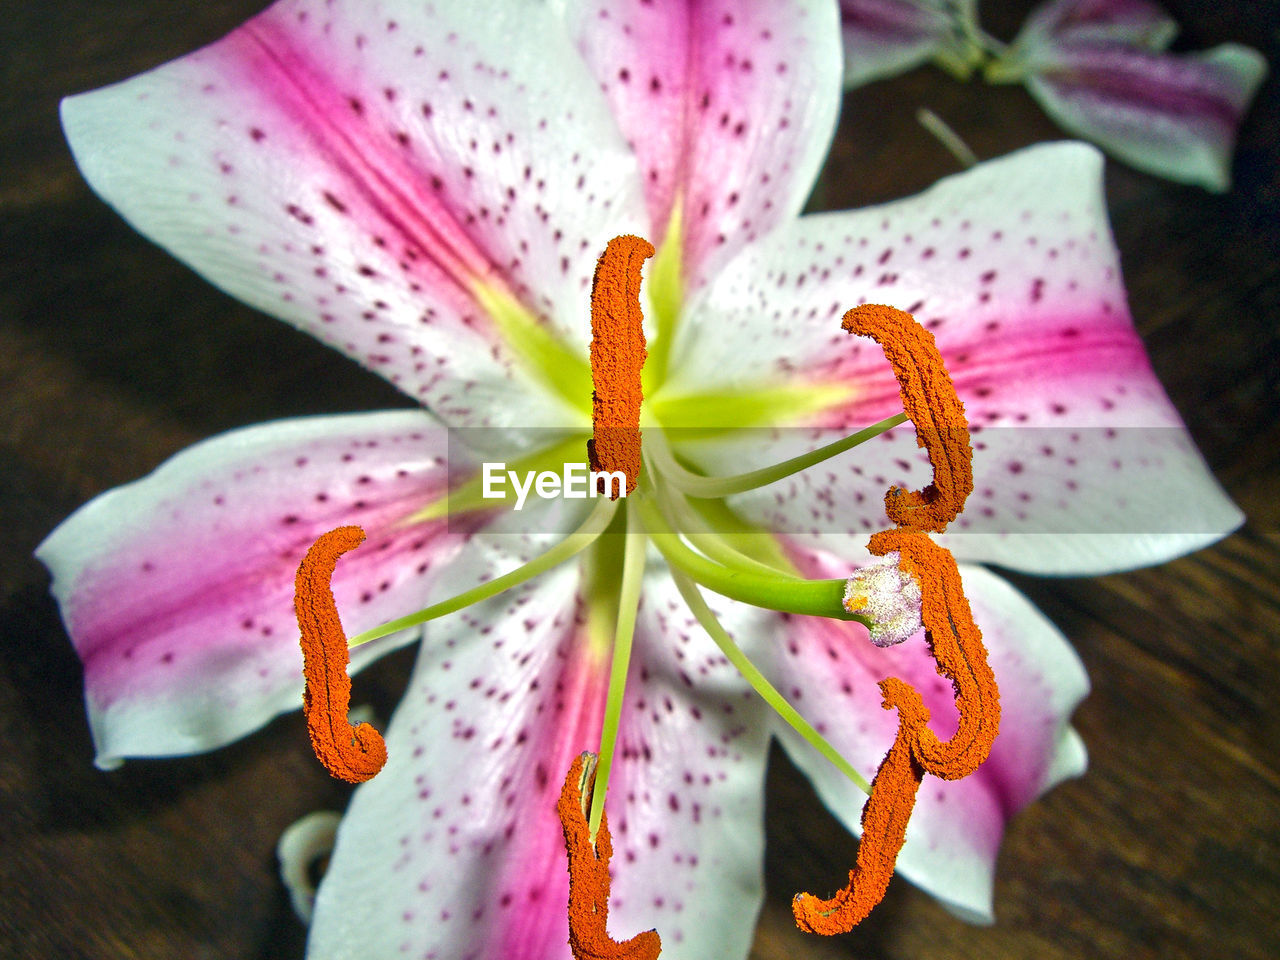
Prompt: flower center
<box><xmin>291</xmin><ymin>236</ymin><xmax>1000</xmax><ymax>956</ymax></box>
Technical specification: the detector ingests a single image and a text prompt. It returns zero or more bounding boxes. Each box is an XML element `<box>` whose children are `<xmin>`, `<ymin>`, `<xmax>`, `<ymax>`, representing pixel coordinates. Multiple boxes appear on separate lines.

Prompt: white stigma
<box><xmin>844</xmin><ymin>553</ymin><xmax>923</xmax><ymax>647</ymax></box>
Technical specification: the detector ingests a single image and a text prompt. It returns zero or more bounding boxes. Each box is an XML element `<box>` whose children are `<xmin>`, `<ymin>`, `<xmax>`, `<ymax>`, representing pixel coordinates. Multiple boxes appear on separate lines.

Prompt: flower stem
<box><xmin>983</xmin><ymin>54</ymin><xmax>1026</xmax><ymax>85</ymax></box>
<box><xmin>648</xmin><ymin>412</ymin><xmax>907</xmax><ymax>498</ymax></box>
<box><xmin>588</xmin><ymin>502</ymin><xmax>647</xmax><ymax>843</ymax></box>
<box><xmin>669</xmin><ymin>570</ymin><xmax>870</xmax><ymax>796</ymax></box>
<box><xmin>347</xmin><ymin>496</ymin><xmax>618</xmax><ymax>647</ymax></box>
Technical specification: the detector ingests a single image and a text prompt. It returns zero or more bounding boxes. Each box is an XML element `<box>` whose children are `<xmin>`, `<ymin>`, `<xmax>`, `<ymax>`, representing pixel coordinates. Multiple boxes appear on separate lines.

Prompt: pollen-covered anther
<box><xmin>294</xmin><ymin>526</ymin><xmax>388</xmax><ymax>784</ymax></box>
<box><xmin>588</xmin><ymin>235</ymin><xmax>654</xmax><ymax>497</ymax></box>
<box><xmin>794</xmin><ymin>528</ymin><xmax>1000</xmax><ymax>936</ymax></box>
<box><xmin>841</xmin><ymin>304</ymin><xmax>973</xmax><ymax>533</ymax></box>
<box><xmin>793</xmin><ymin>300</ymin><xmax>995</xmax><ymax>936</ymax></box>
<box><xmin>843</xmin><ymin>552</ymin><xmax>923</xmax><ymax>647</ymax></box>
<box><xmin>558</xmin><ymin>752</ymin><xmax>662</xmax><ymax>960</ymax></box>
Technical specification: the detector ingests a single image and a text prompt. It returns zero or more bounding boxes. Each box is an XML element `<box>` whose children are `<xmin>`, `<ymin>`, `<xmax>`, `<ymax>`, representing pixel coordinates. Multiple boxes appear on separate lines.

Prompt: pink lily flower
<box><xmin>38</xmin><ymin>1</ymin><xmax>1242</xmax><ymax>958</ymax></box>
<box><xmin>839</xmin><ymin>0</ymin><xmax>1267</xmax><ymax>190</ymax></box>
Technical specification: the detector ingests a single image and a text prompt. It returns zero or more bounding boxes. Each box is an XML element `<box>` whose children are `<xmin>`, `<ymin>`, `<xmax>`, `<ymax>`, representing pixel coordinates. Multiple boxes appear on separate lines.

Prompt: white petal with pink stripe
<box><xmin>664</xmin><ymin>143</ymin><xmax>1242</xmax><ymax>572</ymax></box>
<box><xmin>62</xmin><ymin>0</ymin><xmax>652</xmax><ymax>430</ymax></box>
<box><xmin>36</xmin><ymin>411</ymin><xmax>486</xmax><ymax>769</ymax></box>
<box><xmin>564</xmin><ymin>0</ymin><xmax>840</xmax><ymax>290</ymax></box>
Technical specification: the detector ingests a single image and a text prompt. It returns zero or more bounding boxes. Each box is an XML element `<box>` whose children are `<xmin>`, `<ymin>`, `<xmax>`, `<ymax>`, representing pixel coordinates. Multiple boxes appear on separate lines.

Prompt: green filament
<box><xmin>587</xmin><ymin>501</ymin><xmax>648</xmax><ymax>842</ymax></box>
<box><xmin>646</xmin><ymin>411</ymin><xmax>908</xmax><ymax>498</ymax></box>
<box><xmin>645</xmin><ymin>459</ymin><xmax>801</xmax><ymax>579</ymax></box>
<box><xmin>347</xmin><ymin>496</ymin><xmax>618</xmax><ymax>648</ymax></box>
<box><xmin>668</xmin><ymin>569</ymin><xmax>871</xmax><ymax>796</ymax></box>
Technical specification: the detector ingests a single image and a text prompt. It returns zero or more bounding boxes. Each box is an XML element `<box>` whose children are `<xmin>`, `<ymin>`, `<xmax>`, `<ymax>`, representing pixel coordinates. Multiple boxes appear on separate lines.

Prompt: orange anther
<box><xmin>792</xmin><ymin>529</ymin><xmax>998</xmax><ymax>933</ymax></box>
<box><xmin>294</xmin><ymin>526</ymin><xmax>387</xmax><ymax>783</ymax></box>
<box><xmin>588</xmin><ymin>235</ymin><xmax>654</xmax><ymax>497</ymax></box>
<box><xmin>794</xmin><ymin>305</ymin><xmax>998</xmax><ymax>936</ymax></box>
<box><xmin>870</xmin><ymin>528</ymin><xmax>1000</xmax><ymax>780</ymax></box>
<box><xmin>841</xmin><ymin>304</ymin><xmax>973</xmax><ymax>532</ymax></box>
<box><xmin>558</xmin><ymin>752</ymin><xmax>662</xmax><ymax>960</ymax></box>
<box><xmin>792</xmin><ymin>704</ymin><xmax>924</xmax><ymax>934</ymax></box>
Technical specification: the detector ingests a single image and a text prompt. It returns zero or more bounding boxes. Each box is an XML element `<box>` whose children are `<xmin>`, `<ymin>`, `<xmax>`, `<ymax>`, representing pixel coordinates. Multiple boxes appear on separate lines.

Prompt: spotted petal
<box><xmin>61</xmin><ymin>0</ymin><xmax>652</xmax><ymax>431</ymax></box>
<box><xmin>563</xmin><ymin>0</ymin><xmax>840</xmax><ymax>290</ymax></box>
<box><xmin>309</xmin><ymin>562</ymin><xmax>771</xmax><ymax>960</ymax></box>
<box><xmin>761</xmin><ymin>543</ymin><xmax>1089</xmax><ymax>921</ymax></box>
<box><xmin>34</xmin><ymin>410</ymin><xmax>487</xmax><ymax>769</ymax></box>
<box><xmin>602</xmin><ymin>571</ymin><xmax>772</xmax><ymax>959</ymax></box>
<box><xmin>665</xmin><ymin>142</ymin><xmax>1243</xmax><ymax>573</ymax></box>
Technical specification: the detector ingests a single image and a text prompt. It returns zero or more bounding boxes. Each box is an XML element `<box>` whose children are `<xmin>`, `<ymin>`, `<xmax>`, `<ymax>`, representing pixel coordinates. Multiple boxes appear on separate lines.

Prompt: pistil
<box><xmin>638</xmin><ymin>495</ymin><xmax>866</xmax><ymax>620</ymax></box>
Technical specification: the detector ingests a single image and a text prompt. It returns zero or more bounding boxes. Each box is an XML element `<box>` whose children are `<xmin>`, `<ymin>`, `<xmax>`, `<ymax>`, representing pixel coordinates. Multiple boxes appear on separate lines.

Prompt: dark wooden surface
<box><xmin>2</xmin><ymin>2</ymin><xmax>1276</xmax><ymax>958</ymax></box>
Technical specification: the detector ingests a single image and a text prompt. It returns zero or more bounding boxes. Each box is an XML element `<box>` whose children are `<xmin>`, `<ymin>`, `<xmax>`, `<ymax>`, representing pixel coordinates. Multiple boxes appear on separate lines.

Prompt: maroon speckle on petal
<box><xmin>284</xmin><ymin>204</ymin><xmax>314</xmax><ymax>225</ymax></box>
